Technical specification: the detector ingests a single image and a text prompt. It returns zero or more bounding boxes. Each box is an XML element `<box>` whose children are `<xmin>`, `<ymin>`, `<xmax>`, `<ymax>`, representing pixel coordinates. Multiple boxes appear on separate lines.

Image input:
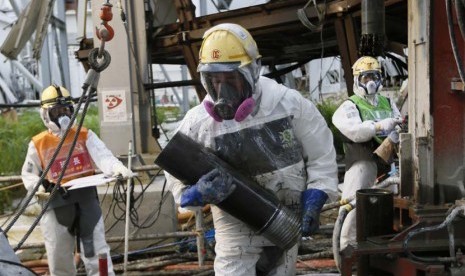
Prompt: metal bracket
<box><xmin>451</xmin><ymin>78</ymin><xmax>465</xmax><ymax>92</ymax></box>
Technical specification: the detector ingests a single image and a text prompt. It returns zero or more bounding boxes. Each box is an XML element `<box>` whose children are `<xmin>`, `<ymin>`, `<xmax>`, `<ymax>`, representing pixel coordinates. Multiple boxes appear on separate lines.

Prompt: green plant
<box><xmin>0</xmin><ymin>109</ymin><xmax>45</xmax><ymax>176</ymax></box>
<box><xmin>156</xmin><ymin>108</ymin><xmax>167</xmax><ymax>124</ymax></box>
<box><xmin>155</xmin><ymin>106</ymin><xmax>181</xmax><ymax>124</ymax></box>
<box><xmin>0</xmin><ymin>110</ymin><xmax>44</xmax><ymax>213</ymax></box>
<box><xmin>316</xmin><ymin>100</ymin><xmax>345</xmax><ymax>156</ymax></box>
<box><xmin>0</xmin><ymin>189</ymin><xmax>12</xmax><ymax>214</ymax></box>
<box><xmin>78</xmin><ymin>104</ymin><xmax>100</xmax><ymax>136</ymax></box>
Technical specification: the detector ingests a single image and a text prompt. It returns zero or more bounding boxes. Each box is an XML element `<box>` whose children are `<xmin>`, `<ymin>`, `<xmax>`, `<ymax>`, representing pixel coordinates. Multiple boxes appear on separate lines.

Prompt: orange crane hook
<box><xmin>96</xmin><ymin>3</ymin><xmax>114</xmax><ymax>42</ymax></box>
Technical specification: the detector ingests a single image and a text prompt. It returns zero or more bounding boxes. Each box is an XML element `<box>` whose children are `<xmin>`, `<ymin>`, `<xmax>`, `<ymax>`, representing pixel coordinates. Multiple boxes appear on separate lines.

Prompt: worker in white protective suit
<box><xmin>21</xmin><ymin>85</ymin><xmax>132</xmax><ymax>276</ymax></box>
<box><xmin>165</xmin><ymin>23</ymin><xmax>338</xmax><ymax>276</ymax></box>
<box><xmin>332</xmin><ymin>56</ymin><xmax>402</xmax><ymax>251</ymax></box>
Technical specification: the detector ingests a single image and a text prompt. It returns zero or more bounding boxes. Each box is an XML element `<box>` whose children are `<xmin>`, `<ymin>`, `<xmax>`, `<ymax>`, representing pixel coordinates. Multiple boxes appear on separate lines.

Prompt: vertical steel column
<box><xmin>195</xmin><ymin>209</ymin><xmax>205</xmax><ymax>266</ymax></box>
<box><xmin>408</xmin><ymin>0</ymin><xmax>434</xmax><ymax>204</ymax></box>
<box><xmin>123</xmin><ymin>140</ymin><xmax>133</xmax><ymax>274</ymax></box>
<box><xmin>55</xmin><ymin>0</ymin><xmax>71</xmax><ymax>89</ymax></box>
<box><xmin>334</xmin><ymin>16</ymin><xmax>357</xmax><ymax>96</ymax></box>
<box><xmin>173</xmin><ymin>0</ymin><xmax>206</xmax><ymax>100</ymax></box>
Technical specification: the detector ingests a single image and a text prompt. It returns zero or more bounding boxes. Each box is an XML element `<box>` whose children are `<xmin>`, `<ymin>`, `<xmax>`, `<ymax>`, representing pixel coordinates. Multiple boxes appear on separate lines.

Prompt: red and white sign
<box><xmin>102</xmin><ymin>90</ymin><xmax>128</xmax><ymax>122</ymax></box>
<box><xmin>45</xmin><ymin>141</ymin><xmax>94</xmax><ymax>182</ymax></box>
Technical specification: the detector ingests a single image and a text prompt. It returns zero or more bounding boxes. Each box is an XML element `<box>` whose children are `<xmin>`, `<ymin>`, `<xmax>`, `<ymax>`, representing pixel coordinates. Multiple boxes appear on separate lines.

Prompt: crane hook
<box><xmin>96</xmin><ymin>3</ymin><xmax>114</xmax><ymax>42</ymax></box>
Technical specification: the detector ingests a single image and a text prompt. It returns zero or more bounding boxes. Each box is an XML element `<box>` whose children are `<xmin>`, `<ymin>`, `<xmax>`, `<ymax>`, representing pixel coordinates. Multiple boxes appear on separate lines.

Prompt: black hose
<box><xmin>446</xmin><ymin>0</ymin><xmax>465</xmax><ymax>84</ymax></box>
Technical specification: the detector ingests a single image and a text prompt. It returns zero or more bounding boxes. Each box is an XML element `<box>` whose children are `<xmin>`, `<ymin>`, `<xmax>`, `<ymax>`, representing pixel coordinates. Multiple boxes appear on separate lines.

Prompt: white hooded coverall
<box><xmin>21</xmin><ymin>127</ymin><xmax>123</xmax><ymax>276</ymax></box>
<box><xmin>167</xmin><ymin>76</ymin><xmax>338</xmax><ymax>276</ymax></box>
<box><xmin>331</xmin><ymin>95</ymin><xmax>401</xmax><ymax>250</ymax></box>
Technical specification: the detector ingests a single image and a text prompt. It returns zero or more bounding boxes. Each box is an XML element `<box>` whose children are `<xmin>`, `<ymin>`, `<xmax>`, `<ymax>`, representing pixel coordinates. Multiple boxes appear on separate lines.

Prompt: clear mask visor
<box><xmin>358</xmin><ymin>71</ymin><xmax>382</xmax><ymax>95</ymax></box>
<box><xmin>202</xmin><ymin>71</ymin><xmax>252</xmax><ymax>120</ymax></box>
<box><xmin>48</xmin><ymin>104</ymin><xmax>74</xmax><ymax>130</ymax></box>
<box><xmin>358</xmin><ymin>71</ymin><xmax>381</xmax><ymax>85</ymax></box>
<box><xmin>206</xmin><ymin>71</ymin><xmax>250</xmax><ymax>97</ymax></box>
<box><xmin>48</xmin><ymin>104</ymin><xmax>73</xmax><ymax>122</ymax></box>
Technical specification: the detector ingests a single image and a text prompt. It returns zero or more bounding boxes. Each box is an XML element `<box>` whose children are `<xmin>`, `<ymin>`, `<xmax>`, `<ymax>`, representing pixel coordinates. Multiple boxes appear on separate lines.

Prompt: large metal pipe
<box><xmin>359</xmin><ymin>0</ymin><xmax>385</xmax><ymax>56</ymax></box>
<box><xmin>356</xmin><ymin>188</ymin><xmax>393</xmax><ymax>276</ymax></box>
<box><xmin>361</xmin><ymin>0</ymin><xmax>385</xmax><ymax>36</ymax></box>
<box><xmin>155</xmin><ymin>132</ymin><xmax>301</xmax><ymax>250</ymax></box>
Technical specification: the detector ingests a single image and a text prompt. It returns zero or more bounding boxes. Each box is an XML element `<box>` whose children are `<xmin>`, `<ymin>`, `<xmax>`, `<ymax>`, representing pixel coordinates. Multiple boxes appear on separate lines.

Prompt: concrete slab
<box><xmin>97</xmin><ymin>175</ymin><xmax>177</xmax><ymax>253</ymax></box>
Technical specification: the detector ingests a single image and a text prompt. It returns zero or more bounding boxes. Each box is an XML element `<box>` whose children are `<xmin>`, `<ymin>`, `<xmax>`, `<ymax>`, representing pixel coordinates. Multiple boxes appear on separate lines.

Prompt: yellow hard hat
<box><xmin>352</xmin><ymin>56</ymin><xmax>381</xmax><ymax>76</ymax></box>
<box><xmin>40</xmin><ymin>85</ymin><xmax>73</xmax><ymax>108</ymax></box>
<box><xmin>198</xmin><ymin>23</ymin><xmax>261</xmax><ymax>69</ymax></box>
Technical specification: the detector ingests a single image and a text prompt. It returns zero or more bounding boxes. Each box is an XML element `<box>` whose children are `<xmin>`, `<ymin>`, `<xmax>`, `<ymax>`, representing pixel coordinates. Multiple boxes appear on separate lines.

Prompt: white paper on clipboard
<box><xmin>61</xmin><ymin>174</ymin><xmax>116</xmax><ymax>190</ymax></box>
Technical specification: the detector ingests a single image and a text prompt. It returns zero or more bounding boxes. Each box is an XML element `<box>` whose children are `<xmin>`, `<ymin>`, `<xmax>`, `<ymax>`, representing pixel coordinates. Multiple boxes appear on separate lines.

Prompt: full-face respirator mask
<box><xmin>202</xmin><ymin>71</ymin><xmax>255</xmax><ymax>122</ymax></box>
<box><xmin>355</xmin><ymin>70</ymin><xmax>383</xmax><ymax>96</ymax></box>
<box><xmin>49</xmin><ymin>104</ymin><xmax>74</xmax><ymax>130</ymax></box>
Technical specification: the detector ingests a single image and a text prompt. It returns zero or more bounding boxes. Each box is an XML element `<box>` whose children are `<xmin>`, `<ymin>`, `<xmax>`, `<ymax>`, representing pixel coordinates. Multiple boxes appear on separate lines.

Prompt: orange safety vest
<box><xmin>32</xmin><ymin>127</ymin><xmax>95</xmax><ymax>184</ymax></box>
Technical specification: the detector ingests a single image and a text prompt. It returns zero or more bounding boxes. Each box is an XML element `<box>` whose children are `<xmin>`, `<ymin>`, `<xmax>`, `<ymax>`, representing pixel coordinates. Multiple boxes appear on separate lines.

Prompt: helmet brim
<box><xmin>357</xmin><ymin>69</ymin><xmax>381</xmax><ymax>76</ymax></box>
<box><xmin>197</xmin><ymin>62</ymin><xmax>241</xmax><ymax>73</ymax></box>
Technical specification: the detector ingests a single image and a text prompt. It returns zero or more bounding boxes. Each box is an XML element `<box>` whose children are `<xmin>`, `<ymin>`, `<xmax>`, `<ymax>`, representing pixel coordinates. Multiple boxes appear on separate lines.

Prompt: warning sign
<box><xmin>102</xmin><ymin>90</ymin><xmax>128</xmax><ymax>122</ymax></box>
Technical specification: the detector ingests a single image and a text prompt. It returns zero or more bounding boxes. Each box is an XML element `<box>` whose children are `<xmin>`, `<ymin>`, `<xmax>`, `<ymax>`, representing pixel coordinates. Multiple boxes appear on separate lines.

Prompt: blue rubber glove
<box><xmin>180</xmin><ymin>168</ymin><xmax>236</xmax><ymax>207</ymax></box>
<box><xmin>301</xmin><ymin>189</ymin><xmax>328</xmax><ymax>236</ymax></box>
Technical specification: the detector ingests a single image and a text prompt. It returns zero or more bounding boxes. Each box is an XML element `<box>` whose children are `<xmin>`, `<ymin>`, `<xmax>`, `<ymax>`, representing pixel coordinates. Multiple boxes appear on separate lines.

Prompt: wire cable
<box><xmin>13</xmin><ymin>89</ymin><xmax>95</xmax><ymax>251</ymax></box>
<box><xmin>4</xmin><ymin>84</ymin><xmax>91</xmax><ymax>236</ymax></box>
